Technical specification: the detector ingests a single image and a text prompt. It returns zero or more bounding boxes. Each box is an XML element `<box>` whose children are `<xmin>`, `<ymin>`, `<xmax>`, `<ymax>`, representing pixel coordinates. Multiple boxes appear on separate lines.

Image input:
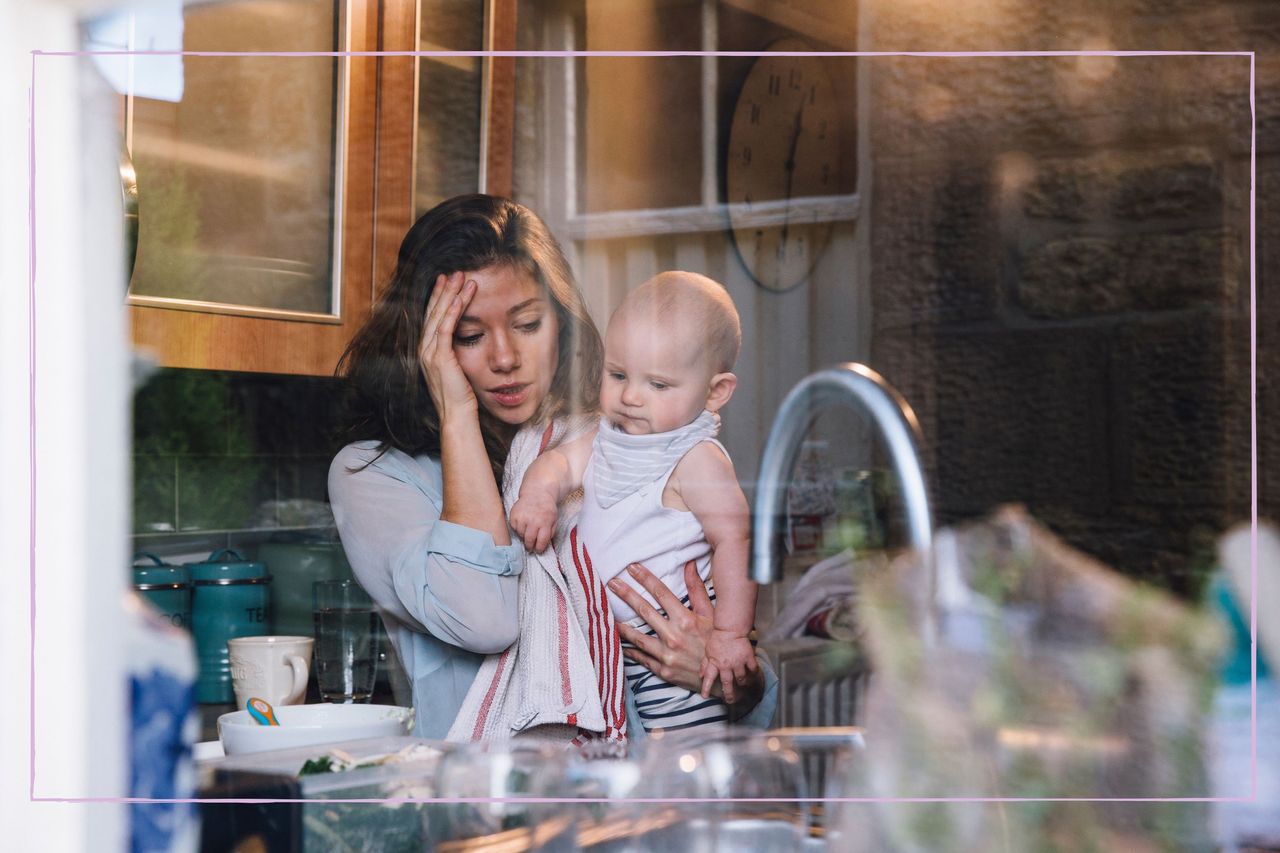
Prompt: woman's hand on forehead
<box><xmin>419</xmin><ymin>272</ymin><xmax>480</xmax><ymax>417</ymax></box>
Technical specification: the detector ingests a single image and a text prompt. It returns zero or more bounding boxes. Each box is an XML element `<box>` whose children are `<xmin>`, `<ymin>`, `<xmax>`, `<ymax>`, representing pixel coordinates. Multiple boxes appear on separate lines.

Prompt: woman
<box><xmin>329</xmin><ymin>194</ymin><xmax>774</xmax><ymax>740</ymax></box>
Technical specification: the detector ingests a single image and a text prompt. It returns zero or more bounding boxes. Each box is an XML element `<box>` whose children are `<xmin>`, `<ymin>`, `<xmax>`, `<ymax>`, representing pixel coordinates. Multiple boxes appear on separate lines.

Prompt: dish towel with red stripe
<box><xmin>446</xmin><ymin>417</ymin><xmax>629</xmax><ymax>747</ymax></box>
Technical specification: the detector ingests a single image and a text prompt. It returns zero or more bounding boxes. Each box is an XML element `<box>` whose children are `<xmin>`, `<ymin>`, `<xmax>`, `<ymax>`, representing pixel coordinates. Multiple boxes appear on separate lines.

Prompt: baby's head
<box><xmin>601</xmin><ymin>271</ymin><xmax>741</xmax><ymax>435</ymax></box>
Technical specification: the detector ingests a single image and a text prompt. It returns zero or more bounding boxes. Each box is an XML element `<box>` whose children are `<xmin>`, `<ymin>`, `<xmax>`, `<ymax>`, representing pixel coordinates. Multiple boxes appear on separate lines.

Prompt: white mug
<box><xmin>227</xmin><ymin>635</ymin><xmax>314</xmax><ymax>709</ymax></box>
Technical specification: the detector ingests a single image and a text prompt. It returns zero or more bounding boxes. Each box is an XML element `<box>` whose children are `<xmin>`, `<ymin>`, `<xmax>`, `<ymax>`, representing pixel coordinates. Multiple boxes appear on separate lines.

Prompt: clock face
<box><xmin>726</xmin><ymin>39</ymin><xmax>841</xmax><ymax>292</ymax></box>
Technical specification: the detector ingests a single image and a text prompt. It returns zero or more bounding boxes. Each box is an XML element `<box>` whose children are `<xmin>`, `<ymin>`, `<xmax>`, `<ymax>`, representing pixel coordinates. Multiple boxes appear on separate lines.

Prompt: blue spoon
<box><xmin>246</xmin><ymin>696</ymin><xmax>280</xmax><ymax>726</ymax></box>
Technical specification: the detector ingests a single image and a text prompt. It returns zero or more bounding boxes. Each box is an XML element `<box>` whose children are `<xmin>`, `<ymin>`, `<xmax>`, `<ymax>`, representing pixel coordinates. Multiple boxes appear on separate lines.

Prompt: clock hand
<box><xmin>783</xmin><ymin>99</ymin><xmax>804</xmax><ymax>179</ymax></box>
<box><xmin>780</xmin><ymin>99</ymin><xmax>805</xmax><ymax>248</ymax></box>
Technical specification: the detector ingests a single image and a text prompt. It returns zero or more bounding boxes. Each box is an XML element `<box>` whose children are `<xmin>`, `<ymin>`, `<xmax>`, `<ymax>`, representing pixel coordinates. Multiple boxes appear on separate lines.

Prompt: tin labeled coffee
<box><xmin>131</xmin><ymin>552</ymin><xmax>192</xmax><ymax>631</ymax></box>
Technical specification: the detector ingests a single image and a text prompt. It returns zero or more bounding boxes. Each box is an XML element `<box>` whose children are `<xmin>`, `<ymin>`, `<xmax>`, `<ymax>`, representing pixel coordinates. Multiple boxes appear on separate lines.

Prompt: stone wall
<box><xmin>862</xmin><ymin>4</ymin><xmax>1260</xmax><ymax>596</ymax></box>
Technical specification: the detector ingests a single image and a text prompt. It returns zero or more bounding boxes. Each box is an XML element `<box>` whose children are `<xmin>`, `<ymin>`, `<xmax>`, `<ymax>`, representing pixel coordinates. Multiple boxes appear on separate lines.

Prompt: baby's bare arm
<box><xmin>519</xmin><ymin>429</ymin><xmax>595</xmax><ymax>504</ymax></box>
<box><xmin>554</xmin><ymin>430</ymin><xmax>595</xmax><ymax>489</ymax></box>
<box><xmin>509</xmin><ymin>430</ymin><xmax>596</xmax><ymax>552</ymax></box>
<box><xmin>524</xmin><ymin>450</ymin><xmax>566</xmax><ymax>502</ymax></box>
<box><xmin>509</xmin><ymin>453</ymin><xmax>564</xmax><ymax>553</ymax></box>
<box><xmin>676</xmin><ymin>442</ymin><xmax>757</xmax><ymax>700</ymax></box>
<box><xmin>674</xmin><ymin>443</ymin><xmax>756</xmax><ymax>638</ymax></box>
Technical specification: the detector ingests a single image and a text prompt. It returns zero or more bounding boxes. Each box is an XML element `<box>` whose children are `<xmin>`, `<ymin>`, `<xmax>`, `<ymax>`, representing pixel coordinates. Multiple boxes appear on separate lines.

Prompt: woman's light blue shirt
<box><xmin>329</xmin><ymin>441</ymin><xmax>776</xmax><ymax>741</ymax></box>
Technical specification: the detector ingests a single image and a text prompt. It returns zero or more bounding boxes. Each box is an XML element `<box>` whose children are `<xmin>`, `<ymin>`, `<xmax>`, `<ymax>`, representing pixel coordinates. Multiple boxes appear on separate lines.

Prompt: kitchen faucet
<box><xmin>750</xmin><ymin>363</ymin><xmax>934</xmax><ymax>589</ymax></box>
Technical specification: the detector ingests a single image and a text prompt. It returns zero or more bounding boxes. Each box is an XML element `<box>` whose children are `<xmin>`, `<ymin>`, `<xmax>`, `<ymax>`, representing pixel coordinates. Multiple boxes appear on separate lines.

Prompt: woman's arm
<box><xmin>330</xmin><ymin>444</ymin><xmax>522</xmax><ymax>655</ymax></box>
<box><xmin>609</xmin><ymin>561</ymin><xmax>766</xmax><ymax>714</ymax></box>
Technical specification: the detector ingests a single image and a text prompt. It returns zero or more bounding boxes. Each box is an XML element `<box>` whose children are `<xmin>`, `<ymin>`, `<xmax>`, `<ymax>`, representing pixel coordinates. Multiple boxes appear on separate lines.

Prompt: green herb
<box><xmin>299</xmin><ymin>756</ymin><xmax>336</xmax><ymax>776</ymax></box>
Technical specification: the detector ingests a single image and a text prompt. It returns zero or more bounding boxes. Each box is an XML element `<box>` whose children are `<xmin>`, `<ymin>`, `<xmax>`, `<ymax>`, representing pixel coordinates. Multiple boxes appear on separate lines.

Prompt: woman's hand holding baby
<box><xmin>419</xmin><ymin>272</ymin><xmax>480</xmax><ymax>421</ymax></box>
<box><xmin>612</xmin><ymin>561</ymin><xmax>764</xmax><ymax>711</ymax></box>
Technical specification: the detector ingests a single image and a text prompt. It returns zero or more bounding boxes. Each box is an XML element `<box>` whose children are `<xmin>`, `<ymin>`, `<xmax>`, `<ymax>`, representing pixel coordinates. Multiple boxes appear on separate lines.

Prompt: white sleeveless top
<box><xmin>579</xmin><ymin>415</ymin><xmax>727</xmax><ymax>623</ymax></box>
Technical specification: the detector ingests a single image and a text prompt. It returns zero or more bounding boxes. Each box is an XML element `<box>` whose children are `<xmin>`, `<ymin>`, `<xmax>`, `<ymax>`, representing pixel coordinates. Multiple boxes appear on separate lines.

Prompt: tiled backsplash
<box><xmin>132</xmin><ymin>369</ymin><xmax>344</xmax><ymax>556</ymax></box>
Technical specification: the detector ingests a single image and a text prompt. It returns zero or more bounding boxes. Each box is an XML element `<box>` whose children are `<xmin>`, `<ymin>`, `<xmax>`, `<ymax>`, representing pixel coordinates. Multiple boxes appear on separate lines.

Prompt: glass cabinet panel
<box><xmin>124</xmin><ymin>0</ymin><xmax>347</xmax><ymax>318</ymax></box>
<box><xmin>415</xmin><ymin>0</ymin><xmax>487</xmax><ymax>217</ymax></box>
<box><xmin>577</xmin><ymin>1</ymin><xmax>705</xmax><ymax>214</ymax></box>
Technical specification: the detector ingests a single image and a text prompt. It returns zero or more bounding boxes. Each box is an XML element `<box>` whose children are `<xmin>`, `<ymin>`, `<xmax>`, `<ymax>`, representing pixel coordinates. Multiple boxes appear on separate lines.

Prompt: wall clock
<box><xmin>725</xmin><ymin>38</ymin><xmax>842</xmax><ymax>292</ymax></box>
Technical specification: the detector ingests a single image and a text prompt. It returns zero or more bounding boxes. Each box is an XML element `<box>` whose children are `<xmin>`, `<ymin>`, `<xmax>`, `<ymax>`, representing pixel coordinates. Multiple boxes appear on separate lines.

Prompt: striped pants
<box><xmin>621</xmin><ymin>589</ymin><xmax>733</xmax><ymax>733</ymax></box>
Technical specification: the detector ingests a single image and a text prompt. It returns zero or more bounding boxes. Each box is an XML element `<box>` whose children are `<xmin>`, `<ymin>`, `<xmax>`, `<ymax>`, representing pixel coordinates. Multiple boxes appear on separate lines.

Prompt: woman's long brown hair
<box><xmin>335</xmin><ymin>194</ymin><xmax>603</xmax><ymax>483</ymax></box>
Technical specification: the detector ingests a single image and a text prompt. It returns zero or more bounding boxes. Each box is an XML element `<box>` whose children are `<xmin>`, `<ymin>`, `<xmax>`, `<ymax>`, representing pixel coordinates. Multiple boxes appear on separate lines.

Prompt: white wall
<box><xmin>1</xmin><ymin>1</ymin><xmax>130</xmax><ymax>848</ymax></box>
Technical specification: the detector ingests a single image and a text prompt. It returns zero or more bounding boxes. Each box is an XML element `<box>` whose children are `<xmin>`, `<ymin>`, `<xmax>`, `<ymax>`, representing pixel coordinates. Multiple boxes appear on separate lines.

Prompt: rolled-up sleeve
<box><xmin>330</xmin><ymin>443</ymin><xmax>523</xmax><ymax>655</ymax></box>
<box><xmin>425</xmin><ymin>519</ymin><xmax>523</xmax><ymax>576</ymax></box>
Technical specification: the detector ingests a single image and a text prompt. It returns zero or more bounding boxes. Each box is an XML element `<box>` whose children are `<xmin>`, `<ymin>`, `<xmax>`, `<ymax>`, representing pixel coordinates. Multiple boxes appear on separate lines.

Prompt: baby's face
<box><xmin>600</xmin><ymin>312</ymin><xmax>715</xmax><ymax>435</ymax></box>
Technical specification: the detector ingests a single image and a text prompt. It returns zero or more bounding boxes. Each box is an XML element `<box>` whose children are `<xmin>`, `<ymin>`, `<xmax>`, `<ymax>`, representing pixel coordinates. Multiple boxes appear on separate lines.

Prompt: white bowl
<box><xmin>217</xmin><ymin>703</ymin><xmax>415</xmax><ymax>756</ymax></box>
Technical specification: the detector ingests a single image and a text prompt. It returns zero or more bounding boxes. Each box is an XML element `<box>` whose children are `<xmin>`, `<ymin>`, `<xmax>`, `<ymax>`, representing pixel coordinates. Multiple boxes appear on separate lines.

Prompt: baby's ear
<box><xmin>705</xmin><ymin>372</ymin><xmax>738</xmax><ymax>412</ymax></box>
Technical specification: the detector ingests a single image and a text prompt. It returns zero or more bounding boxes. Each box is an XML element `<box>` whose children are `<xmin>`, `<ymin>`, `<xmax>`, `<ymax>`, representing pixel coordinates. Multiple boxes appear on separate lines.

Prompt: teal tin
<box><xmin>189</xmin><ymin>549</ymin><xmax>271</xmax><ymax>704</ymax></box>
<box><xmin>131</xmin><ymin>553</ymin><xmax>192</xmax><ymax>631</ymax></box>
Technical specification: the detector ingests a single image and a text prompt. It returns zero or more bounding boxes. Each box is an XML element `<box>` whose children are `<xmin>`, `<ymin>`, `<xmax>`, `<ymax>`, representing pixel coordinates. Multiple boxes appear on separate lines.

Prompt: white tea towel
<box><xmin>447</xmin><ymin>418</ymin><xmax>629</xmax><ymax>746</ymax></box>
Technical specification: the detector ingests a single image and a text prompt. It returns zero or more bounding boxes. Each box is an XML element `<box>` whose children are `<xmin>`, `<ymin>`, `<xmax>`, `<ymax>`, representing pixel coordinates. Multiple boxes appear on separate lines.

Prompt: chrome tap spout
<box><xmin>750</xmin><ymin>363</ymin><xmax>933</xmax><ymax>584</ymax></box>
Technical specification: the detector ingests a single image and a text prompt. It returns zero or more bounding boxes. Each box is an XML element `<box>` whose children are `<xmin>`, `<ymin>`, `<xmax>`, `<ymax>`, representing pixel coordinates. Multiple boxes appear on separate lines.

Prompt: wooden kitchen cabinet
<box><xmin>372</xmin><ymin>0</ymin><xmax>516</xmax><ymax>292</ymax></box>
<box><xmin>127</xmin><ymin>0</ymin><xmax>380</xmax><ymax>376</ymax></box>
<box><xmin>128</xmin><ymin>0</ymin><xmax>516</xmax><ymax>377</ymax></box>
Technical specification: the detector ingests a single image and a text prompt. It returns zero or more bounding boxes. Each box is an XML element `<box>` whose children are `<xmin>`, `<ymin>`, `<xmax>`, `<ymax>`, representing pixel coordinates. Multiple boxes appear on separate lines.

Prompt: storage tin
<box><xmin>189</xmin><ymin>549</ymin><xmax>271</xmax><ymax>704</ymax></box>
<box><xmin>131</xmin><ymin>552</ymin><xmax>192</xmax><ymax>631</ymax></box>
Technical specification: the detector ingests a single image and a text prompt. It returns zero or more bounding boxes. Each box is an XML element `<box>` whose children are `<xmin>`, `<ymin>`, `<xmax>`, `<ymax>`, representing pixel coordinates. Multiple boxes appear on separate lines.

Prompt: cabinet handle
<box><xmin>120</xmin><ymin>145</ymin><xmax>139</xmax><ymax>287</ymax></box>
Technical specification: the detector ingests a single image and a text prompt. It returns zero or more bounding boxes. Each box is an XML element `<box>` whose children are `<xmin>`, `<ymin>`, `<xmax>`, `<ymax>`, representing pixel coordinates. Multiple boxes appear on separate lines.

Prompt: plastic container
<box><xmin>786</xmin><ymin>440</ymin><xmax>838</xmax><ymax>554</ymax></box>
<box><xmin>202</xmin><ymin>736</ymin><xmax>451</xmax><ymax>853</ymax></box>
<box><xmin>205</xmin><ymin>735</ymin><xmax>447</xmax><ymax>790</ymax></box>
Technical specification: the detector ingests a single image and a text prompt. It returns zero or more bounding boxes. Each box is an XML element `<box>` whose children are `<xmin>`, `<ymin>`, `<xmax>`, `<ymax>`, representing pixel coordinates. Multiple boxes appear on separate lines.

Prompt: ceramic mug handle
<box><xmin>284</xmin><ymin>654</ymin><xmax>309</xmax><ymax>705</ymax></box>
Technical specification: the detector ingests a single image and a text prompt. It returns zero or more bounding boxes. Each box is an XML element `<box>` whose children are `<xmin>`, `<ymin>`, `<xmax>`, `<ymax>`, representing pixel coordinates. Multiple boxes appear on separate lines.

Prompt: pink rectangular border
<box><xmin>27</xmin><ymin>48</ymin><xmax>1258</xmax><ymax>806</ymax></box>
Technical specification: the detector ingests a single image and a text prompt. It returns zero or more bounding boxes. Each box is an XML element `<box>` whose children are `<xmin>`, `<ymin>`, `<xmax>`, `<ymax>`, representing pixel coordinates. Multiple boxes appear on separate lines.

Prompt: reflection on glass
<box><xmin>577</xmin><ymin>1</ymin><xmax>703</xmax><ymax>214</ymax></box>
<box><xmin>126</xmin><ymin>1</ymin><xmax>343</xmax><ymax>316</ymax></box>
<box><xmin>415</xmin><ymin>0</ymin><xmax>485</xmax><ymax>217</ymax></box>
<box><xmin>512</xmin><ymin>1</ymin><xmax>857</xmax><ymax>217</ymax></box>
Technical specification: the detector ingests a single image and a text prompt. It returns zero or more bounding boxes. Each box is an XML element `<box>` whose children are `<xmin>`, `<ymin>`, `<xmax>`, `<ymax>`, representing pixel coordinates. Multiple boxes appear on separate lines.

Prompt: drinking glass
<box><xmin>551</xmin><ymin>742</ymin><xmax>646</xmax><ymax>852</ymax></box>
<box><xmin>427</xmin><ymin>741</ymin><xmax>573</xmax><ymax>851</ymax></box>
<box><xmin>312</xmin><ymin>579</ymin><xmax>379</xmax><ymax>703</ymax></box>
<box><xmin>633</xmin><ymin>726</ymin><xmax>809</xmax><ymax>852</ymax></box>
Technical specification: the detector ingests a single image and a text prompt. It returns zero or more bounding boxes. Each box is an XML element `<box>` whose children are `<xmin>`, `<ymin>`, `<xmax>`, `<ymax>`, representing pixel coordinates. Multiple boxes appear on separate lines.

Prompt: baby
<box><xmin>509</xmin><ymin>270</ymin><xmax>758</xmax><ymax>731</ymax></box>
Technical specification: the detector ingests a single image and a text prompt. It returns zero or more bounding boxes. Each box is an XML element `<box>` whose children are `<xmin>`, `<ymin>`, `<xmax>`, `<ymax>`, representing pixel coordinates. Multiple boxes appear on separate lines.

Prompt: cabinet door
<box><xmin>372</xmin><ymin>0</ymin><xmax>516</xmax><ymax>291</ymax></box>
<box><xmin>128</xmin><ymin>0</ymin><xmax>378</xmax><ymax>376</ymax></box>
<box><xmin>414</xmin><ymin>0</ymin><xmax>487</xmax><ymax>217</ymax></box>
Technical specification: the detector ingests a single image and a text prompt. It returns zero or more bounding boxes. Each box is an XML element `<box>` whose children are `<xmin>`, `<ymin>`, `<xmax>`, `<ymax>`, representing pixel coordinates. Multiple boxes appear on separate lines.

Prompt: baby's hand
<box><xmin>509</xmin><ymin>493</ymin><xmax>559</xmax><ymax>553</ymax></box>
<box><xmin>700</xmin><ymin>629</ymin><xmax>758</xmax><ymax>705</ymax></box>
